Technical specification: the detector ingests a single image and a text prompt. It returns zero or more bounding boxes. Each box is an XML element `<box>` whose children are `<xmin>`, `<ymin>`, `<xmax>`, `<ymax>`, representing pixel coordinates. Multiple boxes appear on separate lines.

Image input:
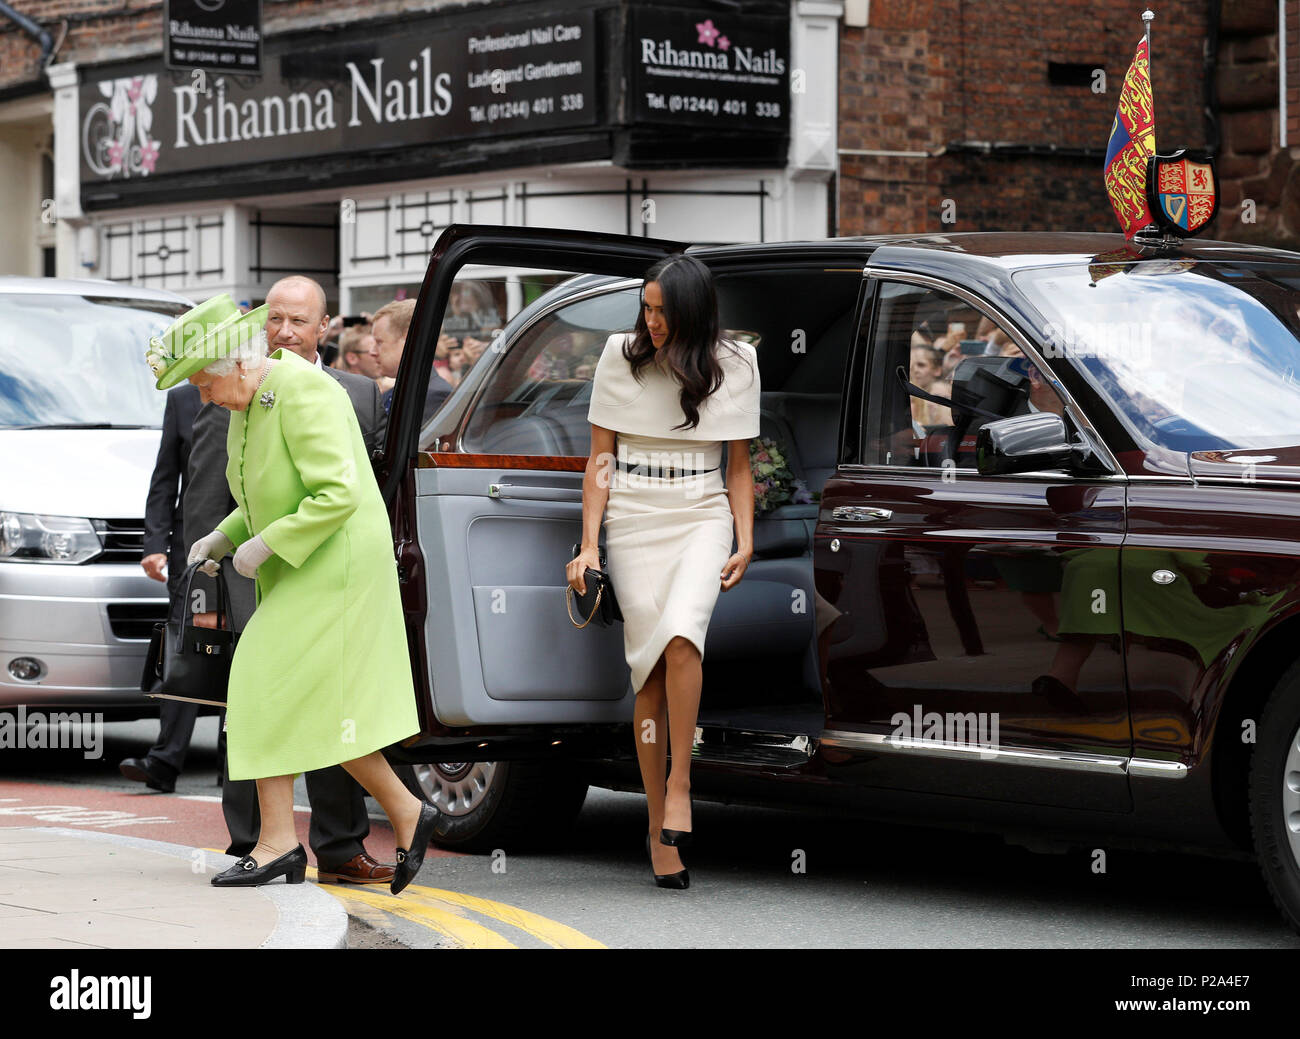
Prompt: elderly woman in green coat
<box><xmin>146</xmin><ymin>294</ymin><xmax>437</xmax><ymax>894</ymax></box>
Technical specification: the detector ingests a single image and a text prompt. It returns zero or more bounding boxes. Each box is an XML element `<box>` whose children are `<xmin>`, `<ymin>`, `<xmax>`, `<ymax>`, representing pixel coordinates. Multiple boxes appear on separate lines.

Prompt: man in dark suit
<box><xmin>190</xmin><ymin>276</ymin><xmax>404</xmax><ymax>884</ymax></box>
<box><xmin>119</xmin><ymin>382</ymin><xmax>201</xmax><ymax>794</ymax></box>
<box><xmin>371</xmin><ymin>298</ymin><xmax>455</xmax><ymax>421</ymax></box>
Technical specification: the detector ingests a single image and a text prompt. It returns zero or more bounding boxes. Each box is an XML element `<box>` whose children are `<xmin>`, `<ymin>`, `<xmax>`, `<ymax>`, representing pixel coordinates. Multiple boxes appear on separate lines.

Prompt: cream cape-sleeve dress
<box><xmin>586</xmin><ymin>332</ymin><xmax>761</xmax><ymax>692</ymax></box>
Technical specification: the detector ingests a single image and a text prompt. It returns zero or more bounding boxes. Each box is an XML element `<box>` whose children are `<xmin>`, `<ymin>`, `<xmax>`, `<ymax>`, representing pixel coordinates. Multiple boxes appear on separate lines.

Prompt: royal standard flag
<box><xmin>1104</xmin><ymin>37</ymin><xmax>1156</xmax><ymax>239</ymax></box>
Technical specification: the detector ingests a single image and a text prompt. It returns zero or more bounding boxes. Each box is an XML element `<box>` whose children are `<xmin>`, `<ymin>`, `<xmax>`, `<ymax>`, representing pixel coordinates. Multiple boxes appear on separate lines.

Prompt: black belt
<box><xmin>615</xmin><ymin>459</ymin><xmax>719</xmax><ymax>479</ymax></box>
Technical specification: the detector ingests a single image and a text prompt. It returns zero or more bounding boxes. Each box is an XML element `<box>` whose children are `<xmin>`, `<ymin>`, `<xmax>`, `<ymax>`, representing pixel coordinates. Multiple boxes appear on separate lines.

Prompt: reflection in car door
<box><xmin>814</xmin><ymin>275</ymin><xmax>1132</xmax><ymax>811</ymax></box>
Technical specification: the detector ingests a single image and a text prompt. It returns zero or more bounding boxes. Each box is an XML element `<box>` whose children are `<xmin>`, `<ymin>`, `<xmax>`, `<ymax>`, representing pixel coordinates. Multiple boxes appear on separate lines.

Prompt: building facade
<box><xmin>7</xmin><ymin>0</ymin><xmax>1300</xmax><ymax>293</ymax></box>
<box><xmin>1</xmin><ymin>0</ymin><xmax>842</xmax><ymax>310</ymax></box>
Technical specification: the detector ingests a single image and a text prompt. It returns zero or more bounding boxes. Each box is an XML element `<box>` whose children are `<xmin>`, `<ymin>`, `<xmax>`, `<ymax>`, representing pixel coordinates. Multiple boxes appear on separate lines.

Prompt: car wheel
<box><xmin>413</xmin><ymin>759</ymin><xmax>588</xmax><ymax>854</ymax></box>
<box><xmin>1248</xmin><ymin>665</ymin><xmax>1300</xmax><ymax>936</ymax></box>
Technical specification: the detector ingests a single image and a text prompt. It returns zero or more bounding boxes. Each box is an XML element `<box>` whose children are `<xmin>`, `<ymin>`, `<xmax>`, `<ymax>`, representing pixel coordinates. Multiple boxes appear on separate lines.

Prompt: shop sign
<box><xmin>82</xmin><ymin>10</ymin><xmax>596</xmax><ymax>183</ymax></box>
<box><xmin>165</xmin><ymin>0</ymin><xmax>263</xmax><ymax>75</ymax></box>
<box><xmin>628</xmin><ymin>5</ymin><xmax>790</xmax><ymax>132</ymax></box>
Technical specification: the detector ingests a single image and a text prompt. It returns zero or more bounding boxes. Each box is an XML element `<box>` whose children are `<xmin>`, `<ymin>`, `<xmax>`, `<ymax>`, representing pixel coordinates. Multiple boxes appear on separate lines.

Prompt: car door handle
<box><xmin>832</xmin><ymin>505</ymin><xmax>892</xmax><ymax>522</ymax></box>
<box><xmin>488</xmin><ymin>483</ymin><xmax>584</xmax><ymax>502</ymax></box>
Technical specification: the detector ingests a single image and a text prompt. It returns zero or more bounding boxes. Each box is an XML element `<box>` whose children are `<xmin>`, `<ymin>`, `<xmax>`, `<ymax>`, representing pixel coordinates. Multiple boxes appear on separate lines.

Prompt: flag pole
<box><xmin>1141</xmin><ymin>7</ymin><xmax>1170</xmax><ymax>246</ymax></box>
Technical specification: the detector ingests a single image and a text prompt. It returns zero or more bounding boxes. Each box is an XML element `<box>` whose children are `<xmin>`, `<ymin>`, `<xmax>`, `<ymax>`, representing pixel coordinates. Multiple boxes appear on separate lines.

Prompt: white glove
<box><xmin>233</xmin><ymin>535</ymin><xmax>274</xmax><ymax>579</ymax></box>
<box><xmin>188</xmin><ymin>530</ymin><xmax>233</xmax><ymax>577</ymax></box>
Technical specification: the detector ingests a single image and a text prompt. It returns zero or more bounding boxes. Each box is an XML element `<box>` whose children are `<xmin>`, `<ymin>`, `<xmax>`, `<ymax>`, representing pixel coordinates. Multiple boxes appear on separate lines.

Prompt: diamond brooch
<box><xmin>259</xmin><ymin>390</ymin><xmax>276</xmax><ymax>410</ymax></box>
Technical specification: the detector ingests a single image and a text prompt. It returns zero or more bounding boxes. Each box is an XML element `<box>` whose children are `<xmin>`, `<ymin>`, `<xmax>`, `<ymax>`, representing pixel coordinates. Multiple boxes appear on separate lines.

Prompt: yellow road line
<box><xmin>321</xmin><ymin>879</ymin><xmax>516</xmax><ymax>949</ymax></box>
<box><xmin>400</xmin><ymin>883</ymin><xmax>606</xmax><ymax>949</ymax></box>
<box><xmin>338</xmin><ymin>893</ymin><xmax>392</xmax><ymax>932</ymax></box>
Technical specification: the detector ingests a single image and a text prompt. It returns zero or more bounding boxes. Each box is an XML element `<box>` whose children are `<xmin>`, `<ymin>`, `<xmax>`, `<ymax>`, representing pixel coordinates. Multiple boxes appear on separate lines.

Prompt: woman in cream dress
<box><xmin>567</xmin><ymin>255</ymin><xmax>759</xmax><ymax>888</ymax></box>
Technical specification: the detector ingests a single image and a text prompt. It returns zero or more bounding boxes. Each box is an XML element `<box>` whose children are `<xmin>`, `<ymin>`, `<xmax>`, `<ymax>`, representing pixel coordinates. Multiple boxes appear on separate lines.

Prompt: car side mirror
<box><xmin>975</xmin><ymin>412</ymin><xmax>1083</xmax><ymax>476</ymax></box>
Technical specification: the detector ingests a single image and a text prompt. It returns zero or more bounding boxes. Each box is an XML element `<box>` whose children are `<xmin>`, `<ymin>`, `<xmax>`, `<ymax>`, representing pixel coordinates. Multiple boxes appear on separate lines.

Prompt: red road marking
<box><xmin>0</xmin><ymin>780</ymin><xmax>460</xmax><ymax>866</ymax></box>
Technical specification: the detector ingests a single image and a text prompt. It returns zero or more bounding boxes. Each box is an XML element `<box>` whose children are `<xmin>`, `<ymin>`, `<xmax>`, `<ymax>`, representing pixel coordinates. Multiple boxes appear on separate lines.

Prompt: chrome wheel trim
<box><xmin>414</xmin><ymin>761</ymin><xmax>498</xmax><ymax>818</ymax></box>
<box><xmin>1285</xmin><ymin>720</ymin><xmax>1300</xmax><ymax>872</ymax></box>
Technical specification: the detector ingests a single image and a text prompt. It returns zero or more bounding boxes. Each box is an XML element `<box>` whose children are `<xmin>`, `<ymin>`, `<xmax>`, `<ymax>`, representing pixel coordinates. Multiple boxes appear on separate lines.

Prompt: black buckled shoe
<box><xmin>391</xmin><ymin>801</ymin><xmax>438</xmax><ymax>896</ymax></box>
<box><xmin>119</xmin><ymin>756</ymin><xmax>176</xmax><ymax>793</ymax></box>
<box><xmin>211</xmin><ymin>844</ymin><xmax>307</xmax><ymax>887</ymax></box>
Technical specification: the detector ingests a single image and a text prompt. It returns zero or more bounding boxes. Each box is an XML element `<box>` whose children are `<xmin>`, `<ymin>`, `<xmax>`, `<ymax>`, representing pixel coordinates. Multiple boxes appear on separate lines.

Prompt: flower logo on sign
<box><xmin>140</xmin><ymin>139</ymin><xmax>160</xmax><ymax>174</ymax></box>
<box><xmin>82</xmin><ymin>74</ymin><xmax>163</xmax><ymax>180</ymax></box>
<box><xmin>696</xmin><ymin>19</ymin><xmax>720</xmax><ymax>46</ymax></box>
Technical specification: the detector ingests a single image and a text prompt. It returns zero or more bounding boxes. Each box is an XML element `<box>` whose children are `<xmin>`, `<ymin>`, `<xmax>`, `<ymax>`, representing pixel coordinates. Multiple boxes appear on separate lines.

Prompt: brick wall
<box><xmin>1213</xmin><ymin>0</ymin><xmax>1288</xmax><ymax>245</ymax></box>
<box><xmin>1289</xmin><ymin>0</ymin><xmax>1300</xmax><ymax>147</ymax></box>
<box><xmin>838</xmin><ymin>0</ymin><xmax>1212</xmax><ymax>235</ymax></box>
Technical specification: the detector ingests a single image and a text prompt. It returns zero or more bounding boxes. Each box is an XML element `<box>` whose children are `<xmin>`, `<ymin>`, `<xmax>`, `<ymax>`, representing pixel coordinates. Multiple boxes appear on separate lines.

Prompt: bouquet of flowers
<box><xmin>749</xmin><ymin>436</ymin><xmax>818</xmax><ymax>514</ymax></box>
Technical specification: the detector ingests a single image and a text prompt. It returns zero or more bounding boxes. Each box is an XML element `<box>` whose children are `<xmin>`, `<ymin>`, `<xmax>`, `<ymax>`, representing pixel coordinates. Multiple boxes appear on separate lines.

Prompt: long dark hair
<box><xmin>624</xmin><ymin>254</ymin><xmax>725</xmax><ymax>432</ymax></box>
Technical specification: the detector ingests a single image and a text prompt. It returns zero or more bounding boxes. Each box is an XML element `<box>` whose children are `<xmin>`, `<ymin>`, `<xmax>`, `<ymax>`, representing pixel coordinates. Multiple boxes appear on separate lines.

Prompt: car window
<box><xmin>460</xmin><ymin>285</ymin><xmax>641</xmax><ymax>456</ymax></box>
<box><xmin>862</xmin><ymin>281</ymin><xmax>1065</xmax><ymax>469</ymax></box>
<box><xmin>0</xmin><ymin>294</ymin><xmax>184</xmax><ymax>429</ymax></box>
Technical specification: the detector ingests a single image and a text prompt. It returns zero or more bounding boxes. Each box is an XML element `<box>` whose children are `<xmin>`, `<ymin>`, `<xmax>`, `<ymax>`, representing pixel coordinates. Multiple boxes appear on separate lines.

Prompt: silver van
<box><xmin>0</xmin><ymin>278</ymin><xmax>191</xmax><ymax>718</ymax></box>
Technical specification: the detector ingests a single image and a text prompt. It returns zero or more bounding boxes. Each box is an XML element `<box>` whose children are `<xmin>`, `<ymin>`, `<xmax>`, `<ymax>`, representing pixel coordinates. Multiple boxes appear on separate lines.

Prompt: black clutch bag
<box><xmin>141</xmin><ymin>561</ymin><xmax>240</xmax><ymax>708</ymax></box>
<box><xmin>566</xmin><ymin>543</ymin><xmax>624</xmax><ymax>629</ymax></box>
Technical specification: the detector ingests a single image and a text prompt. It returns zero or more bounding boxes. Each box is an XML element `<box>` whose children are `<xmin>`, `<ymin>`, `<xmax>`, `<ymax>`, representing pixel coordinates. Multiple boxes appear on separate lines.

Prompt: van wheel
<box><xmin>413</xmin><ymin>759</ymin><xmax>588</xmax><ymax>854</ymax></box>
<box><xmin>1248</xmin><ymin>666</ymin><xmax>1300</xmax><ymax>936</ymax></box>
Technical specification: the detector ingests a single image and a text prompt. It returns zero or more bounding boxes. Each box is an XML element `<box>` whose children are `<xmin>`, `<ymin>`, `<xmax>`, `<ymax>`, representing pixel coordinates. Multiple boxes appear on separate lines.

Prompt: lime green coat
<box><xmin>216</xmin><ymin>349</ymin><xmax>418</xmax><ymax>780</ymax></box>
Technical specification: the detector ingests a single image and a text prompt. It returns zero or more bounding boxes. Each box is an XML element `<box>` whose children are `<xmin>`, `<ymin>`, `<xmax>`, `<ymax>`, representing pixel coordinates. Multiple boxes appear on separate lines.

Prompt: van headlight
<box><xmin>0</xmin><ymin>512</ymin><xmax>103</xmax><ymax>564</ymax></box>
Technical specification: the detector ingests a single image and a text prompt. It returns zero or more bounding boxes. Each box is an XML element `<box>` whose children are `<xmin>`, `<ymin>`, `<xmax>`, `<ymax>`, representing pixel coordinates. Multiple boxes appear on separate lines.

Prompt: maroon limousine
<box><xmin>371</xmin><ymin>225</ymin><xmax>1300</xmax><ymax>936</ymax></box>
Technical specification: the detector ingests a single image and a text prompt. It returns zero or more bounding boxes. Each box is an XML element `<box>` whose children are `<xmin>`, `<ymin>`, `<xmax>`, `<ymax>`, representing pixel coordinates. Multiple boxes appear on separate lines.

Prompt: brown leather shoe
<box><xmin>316</xmin><ymin>852</ymin><xmax>396</xmax><ymax>885</ymax></box>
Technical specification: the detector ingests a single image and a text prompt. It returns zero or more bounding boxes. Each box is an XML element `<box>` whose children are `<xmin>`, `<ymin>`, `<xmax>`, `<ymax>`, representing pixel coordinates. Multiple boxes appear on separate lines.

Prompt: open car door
<box><xmin>378</xmin><ymin>225</ymin><xmax>686</xmax><ymax>754</ymax></box>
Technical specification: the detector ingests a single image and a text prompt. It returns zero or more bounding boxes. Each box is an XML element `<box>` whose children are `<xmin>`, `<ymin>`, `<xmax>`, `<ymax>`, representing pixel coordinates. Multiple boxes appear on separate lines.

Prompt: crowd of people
<box><xmin>323</xmin><ymin>282</ymin><xmax>501</xmax><ymax>394</ymax></box>
<box><xmin>907</xmin><ymin>313</ymin><xmax>1024</xmax><ymax>429</ymax></box>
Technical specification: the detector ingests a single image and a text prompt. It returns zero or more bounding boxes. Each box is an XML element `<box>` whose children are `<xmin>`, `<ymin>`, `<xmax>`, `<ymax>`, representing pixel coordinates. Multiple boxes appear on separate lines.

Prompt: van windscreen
<box><xmin>0</xmin><ymin>294</ymin><xmax>185</xmax><ymax>429</ymax></box>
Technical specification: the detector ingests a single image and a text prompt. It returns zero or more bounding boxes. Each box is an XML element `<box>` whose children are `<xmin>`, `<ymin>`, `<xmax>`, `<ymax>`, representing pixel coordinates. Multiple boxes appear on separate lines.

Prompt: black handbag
<box><xmin>141</xmin><ymin>561</ymin><xmax>240</xmax><ymax>707</ymax></box>
<box><xmin>566</xmin><ymin>543</ymin><xmax>624</xmax><ymax>629</ymax></box>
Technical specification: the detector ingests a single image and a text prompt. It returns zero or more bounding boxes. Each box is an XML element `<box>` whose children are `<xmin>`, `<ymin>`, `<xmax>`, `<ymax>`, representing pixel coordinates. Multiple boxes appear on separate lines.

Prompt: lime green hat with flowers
<box><xmin>146</xmin><ymin>294</ymin><xmax>270</xmax><ymax>390</ymax></box>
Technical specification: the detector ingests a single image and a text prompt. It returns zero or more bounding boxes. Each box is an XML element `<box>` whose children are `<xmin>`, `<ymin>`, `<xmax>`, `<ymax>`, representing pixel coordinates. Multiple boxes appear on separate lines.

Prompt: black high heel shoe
<box><xmin>211</xmin><ymin>844</ymin><xmax>307</xmax><ymax>887</ymax></box>
<box><xmin>646</xmin><ymin>834</ymin><xmax>689</xmax><ymax>889</ymax></box>
<box><xmin>391</xmin><ymin>801</ymin><xmax>438</xmax><ymax>895</ymax></box>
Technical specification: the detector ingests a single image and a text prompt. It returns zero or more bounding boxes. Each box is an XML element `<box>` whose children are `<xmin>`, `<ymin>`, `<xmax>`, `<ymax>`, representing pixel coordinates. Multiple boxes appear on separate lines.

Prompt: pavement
<box><xmin>0</xmin><ymin>825</ymin><xmax>348</xmax><ymax>949</ymax></box>
<box><xmin>0</xmin><ymin>778</ymin><xmax>605</xmax><ymax>949</ymax></box>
